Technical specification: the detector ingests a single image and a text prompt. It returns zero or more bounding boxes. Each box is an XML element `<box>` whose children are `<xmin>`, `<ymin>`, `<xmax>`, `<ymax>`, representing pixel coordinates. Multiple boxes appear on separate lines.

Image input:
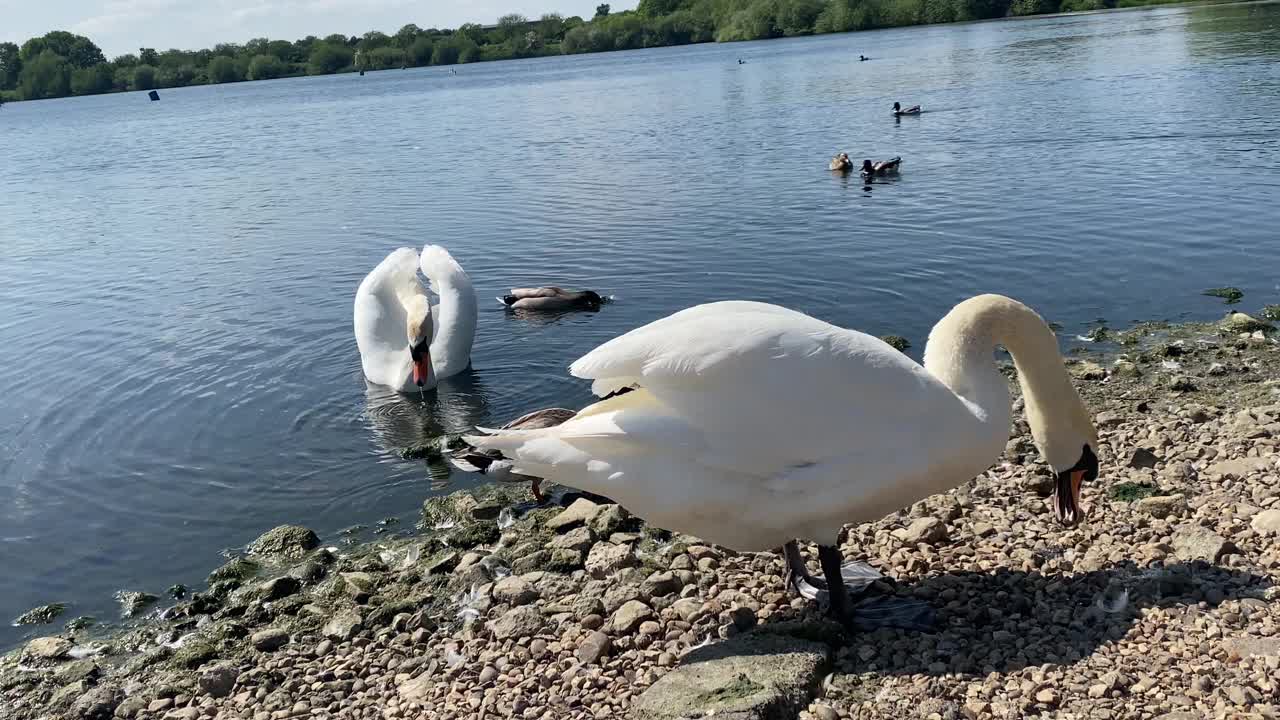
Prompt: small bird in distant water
<box><xmin>862</xmin><ymin>157</ymin><xmax>901</xmax><ymax>176</ymax></box>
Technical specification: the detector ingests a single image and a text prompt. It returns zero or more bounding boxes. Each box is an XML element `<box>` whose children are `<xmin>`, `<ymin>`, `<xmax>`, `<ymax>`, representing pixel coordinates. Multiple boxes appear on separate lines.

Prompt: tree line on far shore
<box><xmin>0</xmin><ymin>0</ymin><xmax>1189</xmax><ymax>103</ymax></box>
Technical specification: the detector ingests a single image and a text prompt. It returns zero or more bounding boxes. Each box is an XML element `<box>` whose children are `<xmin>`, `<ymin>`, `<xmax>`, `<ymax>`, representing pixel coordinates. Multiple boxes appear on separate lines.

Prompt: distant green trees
<box><xmin>0</xmin><ymin>0</ymin><xmax>1203</xmax><ymax>104</ymax></box>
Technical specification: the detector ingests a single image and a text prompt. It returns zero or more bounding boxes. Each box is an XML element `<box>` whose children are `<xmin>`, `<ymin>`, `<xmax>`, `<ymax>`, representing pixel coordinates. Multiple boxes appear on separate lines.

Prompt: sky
<box><xmin>0</xmin><ymin>0</ymin><xmax>637</xmax><ymax>58</ymax></box>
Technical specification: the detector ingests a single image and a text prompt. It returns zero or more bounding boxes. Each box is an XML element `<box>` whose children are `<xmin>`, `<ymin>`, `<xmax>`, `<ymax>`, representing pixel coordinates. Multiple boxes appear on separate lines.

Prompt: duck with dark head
<box><xmin>500</xmin><ymin>287</ymin><xmax>605</xmax><ymax>311</ymax></box>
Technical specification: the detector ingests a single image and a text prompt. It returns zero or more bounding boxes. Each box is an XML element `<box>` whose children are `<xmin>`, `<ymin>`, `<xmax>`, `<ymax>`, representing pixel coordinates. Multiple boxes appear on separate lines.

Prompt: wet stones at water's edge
<box><xmin>3</xmin><ymin>316</ymin><xmax>1280</xmax><ymax>720</ymax></box>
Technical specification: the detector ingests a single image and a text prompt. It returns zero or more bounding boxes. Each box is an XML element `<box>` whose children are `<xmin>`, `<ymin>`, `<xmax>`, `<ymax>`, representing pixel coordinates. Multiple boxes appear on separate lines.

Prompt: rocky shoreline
<box><xmin>4</xmin><ymin>310</ymin><xmax>1280</xmax><ymax>720</ymax></box>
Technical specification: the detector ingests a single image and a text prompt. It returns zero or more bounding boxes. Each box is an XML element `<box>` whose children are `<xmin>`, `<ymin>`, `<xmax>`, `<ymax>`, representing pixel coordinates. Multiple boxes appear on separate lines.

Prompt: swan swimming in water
<box><xmin>354</xmin><ymin>245</ymin><xmax>477</xmax><ymax>391</ymax></box>
<box><xmin>466</xmin><ymin>295</ymin><xmax>1100</xmax><ymax>629</ymax></box>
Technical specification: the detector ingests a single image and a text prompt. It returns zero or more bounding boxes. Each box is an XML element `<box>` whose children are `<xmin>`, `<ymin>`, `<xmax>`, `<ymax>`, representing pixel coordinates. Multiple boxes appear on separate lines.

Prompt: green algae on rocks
<box><xmin>879</xmin><ymin>335</ymin><xmax>910</xmax><ymax>352</ymax></box>
<box><xmin>1108</xmin><ymin>482</ymin><xmax>1163</xmax><ymax>502</ymax></box>
<box><xmin>1203</xmin><ymin>287</ymin><xmax>1244</xmax><ymax>304</ymax></box>
<box><xmin>13</xmin><ymin>603</ymin><xmax>66</xmax><ymax>625</ymax></box>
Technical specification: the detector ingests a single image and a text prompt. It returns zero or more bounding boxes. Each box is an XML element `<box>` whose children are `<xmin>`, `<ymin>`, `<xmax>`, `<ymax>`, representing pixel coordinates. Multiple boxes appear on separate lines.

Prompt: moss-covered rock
<box><xmin>247</xmin><ymin>525</ymin><xmax>320</xmax><ymax>560</ymax></box>
<box><xmin>208</xmin><ymin>557</ymin><xmax>260</xmax><ymax>584</ymax></box>
<box><xmin>446</xmin><ymin>522</ymin><xmax>500</xmax><ymax>549</ymax></box>
<box><xmin>115</xmin><ymin>590</ymin><xmax>158</xmax><ymax>618</ymax></box>
<box><xmin>879</xmin><ymin>335</ymin><xmax>910</xmax><ymax>352</ymax></box>
<box><xmin>14</xmin><ymin>603</ymin><xmax>66</xmax><ymax>625</ymax></box>
<box><xmin>170</xmin><ymin>638</ymin><xmax>218</xmax><ymax>669</ymax></box>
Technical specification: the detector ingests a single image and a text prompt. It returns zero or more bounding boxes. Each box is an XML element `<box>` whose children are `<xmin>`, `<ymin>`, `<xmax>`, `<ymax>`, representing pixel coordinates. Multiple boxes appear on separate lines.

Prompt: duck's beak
<box><xmin>1053</xmin><ymin>469</ymin><xmax>1086</xmax><ymax>526</ymax></box>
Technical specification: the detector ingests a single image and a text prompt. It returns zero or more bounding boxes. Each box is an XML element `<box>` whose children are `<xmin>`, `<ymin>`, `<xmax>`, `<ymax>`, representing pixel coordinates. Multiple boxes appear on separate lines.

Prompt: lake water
<box><xmin>2</xmin><ymin>2</ymin><xmax>1278</xmax><ymax>648</ymax></box>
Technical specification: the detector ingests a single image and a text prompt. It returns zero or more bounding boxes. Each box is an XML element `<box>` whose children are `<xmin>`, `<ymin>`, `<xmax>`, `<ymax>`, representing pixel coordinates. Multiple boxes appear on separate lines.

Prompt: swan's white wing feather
<box><xmin>354</xmin><ymin>248</ymin><xmax>425</xmax><ymax>390</ymax></box>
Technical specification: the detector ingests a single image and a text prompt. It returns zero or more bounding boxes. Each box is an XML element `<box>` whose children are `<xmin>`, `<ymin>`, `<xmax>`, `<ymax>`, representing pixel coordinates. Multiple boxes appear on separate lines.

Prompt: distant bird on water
<box><xmin>500</xmin><ymin>287</ymin><xmax>605</xmax><ymax>312</ymax></box>
<box><xmin>893</xmin><ymin>102</ymin><xmax>922</xmax><ymax>116</ymax></box>
<box><xmin>861</xmin><ymin>157</ymin><xmax>901</xmax><ymax>176</ymax></box>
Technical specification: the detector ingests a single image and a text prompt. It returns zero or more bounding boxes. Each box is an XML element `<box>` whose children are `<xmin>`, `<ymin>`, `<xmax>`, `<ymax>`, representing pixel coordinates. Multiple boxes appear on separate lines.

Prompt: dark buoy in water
<box><xmin>148</xmin><ymin>90</ymin><xmax>159</xmax><ymax>101</ymax></box>
<box><xmin>359</xmin><ymin>69</ymin><xmax>365</xmax><ymax>76</ymax></box>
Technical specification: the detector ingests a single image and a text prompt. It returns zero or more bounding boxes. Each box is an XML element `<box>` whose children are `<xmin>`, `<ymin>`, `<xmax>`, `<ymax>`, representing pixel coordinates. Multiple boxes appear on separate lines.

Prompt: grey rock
<box><xmin>70</xmin><ymin>684</ymin><xmax>123</xmax><ymax>720</ymax></box>
<box><xmin>577</xmin><ymin>630</ymin><xmax>612</xmax><ymax>665</ymax></box>
<box><xmin>322</xmin><ymin>608</ymin><xmax>364</xmax><ymax>641</ymax></box>
<box><xmin>1171</xmin><ymin>526</ymin><xmax>1235</xmax><ymax>562</ymax></box>
<box><xmin>1128</xmin><ymin>448</ymin><xmax>1160</xmax><ymax>469</ymax></box>
<box><xmin>492</xmin><ymin>576</ymin><xmax>538</xmax><ymax>606</ymax></box>
<box><xmin>399</xmin><ymin>674</ymin><xmax>432</xmax><ymax>702</ymax></box>
<box><xmin>198</xmin><ymin>662</ymin><xmax>237</xmax><ymax>698</ymax></box>
<box><xmin>53</xmin><ymin>659</ymin><xmax>99</xmax><ymax>685</ymax></box>
<box><xmin>549</xmin><ymin>525</ymin><xmax>596</xmax><ymax>553</ymax></box>
<box><xmin>610</xmin><ymin>600</ymin><xmax>655</xmax><ymax>634</ymax></box>
<box><xmin>1206</xmin><ymin>456</ymin><xmax>1271</xmax><ymax>479</ymax></box>
<box><xmin>511</xmin><ymin>550</ymin><xmax>550</xmax><ymax>576</ymax></box>
<box><xmin>1137</xmin><ymin>494</ymin><xmax>1186</xmax><ymax>519</ymax></box>
<box><xmin>491</xmin><ymin>605</ymin><xmax>545</xmax><ymax>640</ymax></box>
<box><xmin>589</xmin><ymin>505</ymin><xmax>630</xmax><ymax>536</ymax></box>
<box><xmin>22</xmin><ymin>636</ymin><xmax>72</xmax><ymax>664</ymax></box>
<box><xmin>287</xmin><ymin>560</ymin><xmax>327</xmax><ymax>585</ymax></box>
<box><xmin>1251</xmin><ymin>509</ymin><xmax>1280</xmax><ymax>536</ymax></box>
<box><xmin>1094</xmin><ymin>411</ymin><xmax>1124</xmax><ymax>428</ymax></box>
<box><xmin>256</xmin><ymin>576</ymin><xmax>301</xmax><ymax>601</ymax></box>
<box><xmin>585</xmin><ymin>542</ymin><xmax>637</xmax><ymax>578</ymax></box>
<box><xmin>546</xmin><ymin>498</ymin><xmax>602</xmax><ymax>531</ymax></box>
<box><xmin>250</xmin><ymin>628</ymin><xmax>289</xmax><ymax>652</ymax></box>
<box><xmin>1220</xmin><ymin>312</ymin><xmax>1272</xmax><ymax>333</ymax></box>
<box><xmin>671</xmin><ymin>598</ymin><xmax>703</xmax><ymax>622</ymax></box>
<box><xmin>207</xmin><ymin>557</ymin><xmax>259</xmax><ymax>585</ymax></box>
<box><xmin>642</xmin><ymin>571</ymin><xmax>682</xmax><ymax>599</ymax></box>
<box><xmin>893</xmin><ymin>517</ymin><xmax>947</xmax><ymax>545</ymax></box>
<box><xmin>115</xmin><ymin>591</ymin><xmax>158</xmax><ymax>618</ymax></box>
<box><xmin>247</xmin><ymin>525</ymin><xmax>320</xmax><ymax>560</ymax></box>
<box><xmin>630</xmin><ymin>632</ymin><xmax>830</xmax><ymax>720</ymax></box>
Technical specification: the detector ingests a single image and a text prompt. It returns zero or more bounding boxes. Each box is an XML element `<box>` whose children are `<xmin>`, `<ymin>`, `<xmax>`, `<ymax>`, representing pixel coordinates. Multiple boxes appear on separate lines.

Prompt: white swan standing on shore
<box><xmin>354</xmin><ymin>245</ymin><xmax>477</xmax><ymax>391</ymax></box>
<box><xmin>466</xmin><ymin>295</ymin><xmax>1100</xmax><ymax>629</ymax></box>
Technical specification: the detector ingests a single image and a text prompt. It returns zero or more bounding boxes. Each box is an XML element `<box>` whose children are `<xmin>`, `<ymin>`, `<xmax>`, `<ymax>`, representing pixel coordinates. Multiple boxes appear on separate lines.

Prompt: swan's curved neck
<box><xmin>924</xmin><ymin>294</ymin><xmax>1091</xmax><ymax>469</ymax></box>
<box><xmin>427</xmin><ymin>269</ymin><xmax>477</xmax><ymax>378</ymax></box>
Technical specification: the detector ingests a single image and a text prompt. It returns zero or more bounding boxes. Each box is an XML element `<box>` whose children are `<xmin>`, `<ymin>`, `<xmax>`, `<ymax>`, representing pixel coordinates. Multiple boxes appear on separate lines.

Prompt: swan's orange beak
<box><xmin>412</xmin><ymin>352</ymin><xmax>431</xmax><ymax>387</ymax></box>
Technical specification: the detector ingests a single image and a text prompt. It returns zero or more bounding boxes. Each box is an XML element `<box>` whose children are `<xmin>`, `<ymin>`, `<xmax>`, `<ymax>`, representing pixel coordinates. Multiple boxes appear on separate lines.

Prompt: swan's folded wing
<box><xmin>569</xmin><ymin>301</ymin><xmax>972</xmax><ymax>470</ymax></box>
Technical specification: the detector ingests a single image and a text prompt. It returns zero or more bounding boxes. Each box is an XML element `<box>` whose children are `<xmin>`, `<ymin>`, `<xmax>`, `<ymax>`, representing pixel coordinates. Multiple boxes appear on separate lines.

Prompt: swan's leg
<box><xmin>530</xmin><ymin>478</ymin><xmax>546</xmax><ymax>504</ymax></box>
<box><xmin>817</xmin><ymin>545</ymin><xmax>851</xmax><ymax>621</ymax></box>
<box><xmin>782</xmin><ymin>541</ymin><xmax>826</xmax><ymax>600</ymax></box>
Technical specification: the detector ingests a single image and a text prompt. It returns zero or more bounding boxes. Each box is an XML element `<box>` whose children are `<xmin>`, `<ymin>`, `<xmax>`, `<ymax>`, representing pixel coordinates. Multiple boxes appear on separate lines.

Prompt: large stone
<box><xmin>1172</xmin><ymin>526</ymin><xmax>1234</xmax><ymax>563</ymax></box>
<box><xmin>70</xmin><ymin>684</ymin><xmax>123</xmax><ymax>720</ymax></box>
<box><xmin>610</xmin><ymin>600</ymin><xmax>655</xmax><ymax>634</ymax></box>
<box><xmin>198</xmin><ymin>662</ymin><xmax>238</xmax><ymax>698</ymax></box>
<box><xmin>1137</xmin><ymin>494</ymin><xmax>1186</xmax><ymax>519</ymax></box>
<box><xmin>546</xmin><ymin>498</ymin><xmax>602</xmax><ymax>532</ymax></box>
<box><xmin>1251</xmin><ymin>509</ymin><xmax>1280</xmax><ymax>536</ymax></box>
<box><xmin>589</xmin><ymin>505</ymin><xmax>631</xmax><ymax>536</ymax></box>
<box><xmin>491</xmin><ymin>605</ymin><xmax>544</xmax><ymax>640</ymax></box>
<box><xmin>1220</xmin><ymin>312</ymin><xmax>1272</xmax><ymax>334</ymax></box>
<box><xmin>22</xmin><ymin>636</ymin><xmax>72</xmax><ymax>664</ymax></box>
<box><xmin>208</xmin><ymin>557</ymin><xmax>259</xmax><ymax>584</ymax></box>
<box><xmin>257</xmin><ymin>576</ymin><xmax>301</xmax><ymax>601</ymax></box>
<box><xmin>549</xmin><ymin>526</ymin><xmax>596</xmax><ymax>554</ymax></box>
<box><xmin>577</xmin><ymin>630</ymin><xmax>612</xmax><ymax>665</ymax></box>
<box><xmin>1206</xmin><ymin>457</ymin><xmax>1271</xmax><ymax>479</ymax></box>
<box><xmin>322</xmin><ymin>608</ymin><xmax>364</xmax><ymax>641</ymax></box>
<box><xmin>115</xmin><ymin>591</ymin><xmax>158</xmax><ymax>618</ymax></box>
<box><xmin>893</xmin><ymin>517</ymin><xmax>947</xmax><ymax>545</ymax></box>
<box><xmin>630</xmin><ymin>632</ymin><xmax>831</xmax><ymax>720</ymax></box>
<box><xmin>248</xmin><ymin>525</ymin><xmax>320</xmax><ymax>560</ymax></box>
<box><xmin>585</xmin><ymin>542</ymin><xmax>636</xmax><ymax>578</ymax></box>
<box><xmin>493</xmin><ymin>576</ymin><xmax>538</xmax><ymax>606</ymax></box>
<box><xmin>1128</xmin><ymin>448</ymin><xmax>1160</xmax><ymax>469</ymax></box>
<box><xmin>251</xmin><ymin>628</ymin><xmax>289</xmax><ymax>652</ymax></box>
<box><xmin>399</xmin><ymin>673</ymin><xmax>433</xmax><ymax>702</ymax></box>
<box><xmin>643</xmin><ymin>571</ymin><xmax>683</xmax><ymax>599</ymax></box>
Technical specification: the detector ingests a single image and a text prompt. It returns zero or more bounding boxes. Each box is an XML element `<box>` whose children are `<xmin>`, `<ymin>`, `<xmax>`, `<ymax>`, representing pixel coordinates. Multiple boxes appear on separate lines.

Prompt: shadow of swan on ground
<box><xmin>684</xmin><ymin>561</ymin><xmax>1271</xmax><ymax>678</ymax></box>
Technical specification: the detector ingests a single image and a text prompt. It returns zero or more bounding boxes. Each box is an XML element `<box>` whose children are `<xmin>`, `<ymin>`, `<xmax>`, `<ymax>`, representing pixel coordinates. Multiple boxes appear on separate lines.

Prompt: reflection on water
<box><xmin>1</xmin><ymin>2</ymin><xmax>1279</xmax><ymax>648</ymax></box>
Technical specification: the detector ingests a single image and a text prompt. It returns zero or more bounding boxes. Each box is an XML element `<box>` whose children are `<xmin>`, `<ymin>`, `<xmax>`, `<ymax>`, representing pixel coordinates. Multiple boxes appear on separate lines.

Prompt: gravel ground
<box><xmin>3</xmin><ymin>313</ymin><xmax>1280</xmax><ymax>720</ymax></box>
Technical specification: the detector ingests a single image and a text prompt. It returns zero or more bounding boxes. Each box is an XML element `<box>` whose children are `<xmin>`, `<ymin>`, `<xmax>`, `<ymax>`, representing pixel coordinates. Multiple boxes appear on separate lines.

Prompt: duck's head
<box><xmin>861</xmin><ymin>159</ymin><xmax>873</xmax><ymax>173</ymax></box>
<box><xmin>894</xmin><ymin>102</ymin><xmax>901</xmax><ymax>112</ymax></box>
<box><xmin>578</xmin><ymin>291</ymin><xmax>605</xmax><ymax>309</ymax></box>
<box><xmin>405</xmin><ymin>295</ymin><xmax>433</xmax><ymax>387</ymax></box>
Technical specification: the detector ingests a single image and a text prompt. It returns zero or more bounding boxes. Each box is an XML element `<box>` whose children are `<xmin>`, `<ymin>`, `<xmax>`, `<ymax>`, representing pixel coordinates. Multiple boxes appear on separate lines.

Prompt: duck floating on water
<box><xmin>893</xmin><ymin>102</ymin><xmax>922</xmax><ymax>116</ymax></box>
<box><xmin>828</xmin><ymin>152</ymin><xmax>854</xmax><ymax>173</ymax></box>
<box><xmin>500</xmin><ymin>287</ymin><xmax>605</xmax><ymax>311</ymax></box>
<box><xmin>859</xmin><ymin>55</ymin><xmax>869</xmax><ymax>61</ymax></box>
<box><xmin>861</xmin><ymin>157</ymin><xmax>901</xmax><ymax>176</ymax></box>
<box><xmin>465</xmin><ymin>295</ymin><xmax>1100</xmax><ymax>631</ymax></box>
